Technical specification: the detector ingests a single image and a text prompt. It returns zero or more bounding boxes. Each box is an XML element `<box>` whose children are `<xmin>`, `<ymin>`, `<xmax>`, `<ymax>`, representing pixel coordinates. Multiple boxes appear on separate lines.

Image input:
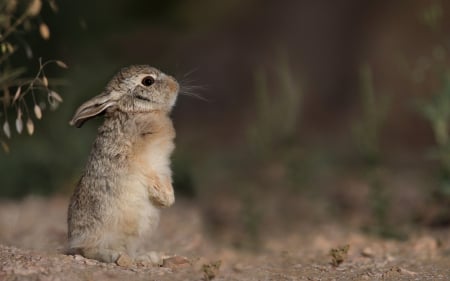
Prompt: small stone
<box><xmin>84</xmin><ymin>259</ymin><xmax>97</xmax><ymax>266</ymax></box>
<box><xmin>397</xmin><ymin>267</ymin><xmax>417</xmax><ymax>276</ymax></box>
<box><xmin>162</xmin><ymin>255</ymin><xmax>191</xmax><ymax>269</ymax></box>
<box><xmin>361</xmin><ymin>247</ymin><xmax>374</xmax><ymax>258</ymax></box>
<box><xmin>116</xmin><ymin>254</ymin><xmax>133</xmax><ymax>267</ymax></box>
<box><xmin>233</xmin><ymin>263</ymin><xmax>246</xmax><ymax>272</ymax></box>
<box><xmin>413</xmin><ymin>236</ymin><xmax>438</xmax><ymax>257</ymax></box>
<box><xmin>386</xmin><ymin>254</ymin><xmax>395</xmax><ymax>262</ymax></box>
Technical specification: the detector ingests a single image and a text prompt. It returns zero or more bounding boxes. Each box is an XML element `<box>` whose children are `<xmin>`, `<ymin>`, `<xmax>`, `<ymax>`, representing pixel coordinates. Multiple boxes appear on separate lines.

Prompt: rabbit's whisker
<box><xmin>179</xmin><ymin>91</ymin><xmax>209</xmax><ymax>102</ymax></box>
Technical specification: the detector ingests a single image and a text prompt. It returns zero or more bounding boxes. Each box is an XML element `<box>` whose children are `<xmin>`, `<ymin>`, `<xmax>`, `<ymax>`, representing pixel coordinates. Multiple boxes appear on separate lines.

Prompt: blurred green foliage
<box><xmin>352</xmin><ymin>65</ymin><xmax>407</xmax><ymax>239</ymax></box>
<box><xmin>419</xmin><ymin>73</ymin><xmax>450</xmax><ymax>178</ymax></box>
<box><xmin>414</xmin><ymin>0</ymin><xmax>450</xmax><ymax>225</ymax></box>
<box><xmin>187</xmin><ymin>54</ymin><xmax>304</xmax><ymax>248</ymax></box>
<box><xmin>249</xmin><ymin>52</ymin><xmax>302</xmax><ymax>157</ymax></box>
<box><xmin>353</xmin><ymin>64</ymin><xmax>389</xmax><ymax>167</ymax></box>
<box><xmin>417</xmin><ymin>72</ymin><xmax>450</xmax><ymax>224</ymax></box>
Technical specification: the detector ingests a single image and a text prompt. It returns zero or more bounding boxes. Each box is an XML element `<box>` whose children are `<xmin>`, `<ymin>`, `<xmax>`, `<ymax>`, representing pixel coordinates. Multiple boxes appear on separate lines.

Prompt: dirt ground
<box><xmin>0</xmin><ymin>196</ymin><xmax>449</xmax><ymax>281</ymax></box>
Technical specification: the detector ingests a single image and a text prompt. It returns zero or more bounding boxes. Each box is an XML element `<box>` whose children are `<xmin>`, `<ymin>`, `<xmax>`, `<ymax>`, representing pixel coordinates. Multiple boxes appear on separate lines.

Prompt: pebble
<box><xmin>162</xmin><ymin>255</ymin><xmax>191</xmax><ymax>269</ymax></box>
<box><xmin>116</xmin><ymin>254</ymin><xmax>133</xmax><ymax>267</ymax></box>
<box><xmin>361</xmin><ymin>247</ymin><xmax>374</xmax><ymax>258</ymax></box>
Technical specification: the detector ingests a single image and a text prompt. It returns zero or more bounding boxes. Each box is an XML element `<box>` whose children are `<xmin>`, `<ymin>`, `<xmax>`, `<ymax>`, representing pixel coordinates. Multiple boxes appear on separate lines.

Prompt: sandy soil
<box><xmin>0</xmin><ymin>196</ymin><xmax>449</xmax><ymax>281</ymax></box>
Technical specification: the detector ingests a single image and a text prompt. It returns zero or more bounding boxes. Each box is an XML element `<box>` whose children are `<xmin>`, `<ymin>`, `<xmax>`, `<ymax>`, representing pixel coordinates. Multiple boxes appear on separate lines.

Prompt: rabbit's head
<box><xmin>70</xmin><ymin>65</ymin><xmax>179</xmax><ymax>128</ymax></box>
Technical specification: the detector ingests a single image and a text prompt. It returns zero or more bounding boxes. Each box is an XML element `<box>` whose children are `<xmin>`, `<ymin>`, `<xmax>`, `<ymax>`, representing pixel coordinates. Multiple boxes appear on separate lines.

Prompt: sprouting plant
<box><xmin>353</xmin><ymin>64</ymin><xmax>389</xmax><ymax>167</ymax></box>
<box><xmin>417</xmin><ymin>72</ymin><xmax>450</xmax><ymax>198</ymax></box>
<box><xmin>412</xmin><ymin>0</ymin><xmax>450</xmax><ymax>225</ymax></box>
<box><xmin>353</xmin><ymin>64</ymin><xmax>402</xmax><ymax>238</ymax></box>
<box><xmin>420</xmin><ymin>0</ymin><xmax>443</xmax><ymax>32</ymax></box>
<box><xmin>0</xmin><ymin>0</ymin><xmax>67</xmax><ymax>152</ymax></box>
<box><xmin>239</xmin><ymin>191</ymin><xmax>262</xmax><ymax>251</ymax></box>
<box><xmin>249</xmin><ymin>51</ymin><xmax>302</xmax><ymax>156</ymax></box>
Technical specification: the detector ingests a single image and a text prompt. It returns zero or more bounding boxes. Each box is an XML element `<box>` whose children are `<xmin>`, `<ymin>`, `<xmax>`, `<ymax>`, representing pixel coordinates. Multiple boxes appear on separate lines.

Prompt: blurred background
<box><xmin>1</xmin><ymin>0</ymin><xmax>450</xmax><ymax>247</ymax></box>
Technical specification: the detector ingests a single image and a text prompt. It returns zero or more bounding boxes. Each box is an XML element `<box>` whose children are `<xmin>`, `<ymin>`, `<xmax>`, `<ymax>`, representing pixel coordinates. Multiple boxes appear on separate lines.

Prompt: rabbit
<box><xmin>67</xmin><ymin>65</ymin><xmax>179</xmax><ymax>266</ymax></box>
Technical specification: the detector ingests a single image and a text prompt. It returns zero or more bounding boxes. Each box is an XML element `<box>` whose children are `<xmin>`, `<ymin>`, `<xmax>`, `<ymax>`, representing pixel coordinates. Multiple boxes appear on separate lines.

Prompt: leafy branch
<box><xmin>0</xmin><ymin>0</ymin><xmax>66</xmax><ymax>152</ymax></box>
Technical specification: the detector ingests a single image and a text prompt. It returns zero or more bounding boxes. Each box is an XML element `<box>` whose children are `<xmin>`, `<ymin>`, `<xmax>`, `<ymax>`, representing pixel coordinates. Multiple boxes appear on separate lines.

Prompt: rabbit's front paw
<box><xmin>148</xmin><ymin>175</ymin><xmax>175</xmax><ymax>207</ymax></box>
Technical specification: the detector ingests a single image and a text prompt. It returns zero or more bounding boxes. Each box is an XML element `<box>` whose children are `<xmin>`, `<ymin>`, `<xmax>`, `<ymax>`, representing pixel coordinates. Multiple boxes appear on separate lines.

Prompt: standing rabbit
<box><xmin>68</xmin><ymin>65</ymin><xmax>179</xmax><ymax>265</ymax></box>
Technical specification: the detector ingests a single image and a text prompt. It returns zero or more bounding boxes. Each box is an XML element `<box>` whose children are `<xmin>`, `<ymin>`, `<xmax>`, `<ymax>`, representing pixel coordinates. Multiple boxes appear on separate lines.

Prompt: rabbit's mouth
<box><xmin>135</xmin><ymin>95</ymin><xmax>152</xmax><ymax>102</ymax></box>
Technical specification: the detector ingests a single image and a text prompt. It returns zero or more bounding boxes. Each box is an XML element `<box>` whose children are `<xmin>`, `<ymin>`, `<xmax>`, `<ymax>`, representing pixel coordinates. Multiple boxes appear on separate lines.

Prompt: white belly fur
<box><xmin>105</xmin><ymin>120</ymin><xmax>174</xmax><ymax>255</ymax></box>
<box><xmin>107</xmin><ymin>134</ymin><xmax>174</xmax><ymax>255</ymax></box>
<box><xmin>108</xmin><ymin>175</ymin><xmax>160</xmax><ymax>256</ymax></box>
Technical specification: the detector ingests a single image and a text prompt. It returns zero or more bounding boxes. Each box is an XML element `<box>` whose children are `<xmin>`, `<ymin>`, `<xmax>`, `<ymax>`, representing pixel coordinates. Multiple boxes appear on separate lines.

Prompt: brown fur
<box><xmin>67</xmin><ymin>65</ymin><xmax>178</xmax><ymax>264</ymax></box>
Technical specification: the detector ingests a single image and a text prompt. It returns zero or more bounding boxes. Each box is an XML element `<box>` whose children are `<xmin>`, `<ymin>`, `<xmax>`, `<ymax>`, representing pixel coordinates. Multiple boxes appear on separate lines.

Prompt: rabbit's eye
<box><xmin>141</xmin><ymin>76</ymin><xmax>155</xmax><ymax>86</ymax></box>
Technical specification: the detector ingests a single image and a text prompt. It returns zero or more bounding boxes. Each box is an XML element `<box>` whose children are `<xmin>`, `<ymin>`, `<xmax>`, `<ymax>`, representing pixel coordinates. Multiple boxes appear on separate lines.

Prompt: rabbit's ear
<box><xmin>70</xmin><ymin>94</ymin><xmax>117</xmax><ymax>128</ymax></box>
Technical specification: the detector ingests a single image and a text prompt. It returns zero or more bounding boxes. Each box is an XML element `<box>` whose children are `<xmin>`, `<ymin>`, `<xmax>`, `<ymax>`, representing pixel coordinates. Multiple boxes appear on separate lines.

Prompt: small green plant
<box><xmin>248</xmin><ymin>51</ymin><xmax>302</xmax><ymax>156</ymax></box>
<box><xmin>417</xmin><ymin>72</ymin><xmax>450</xmax><ymax>223</ymax></box>
<box><xmin>329</xmin><ymin>244</ymin><xmax>349</xmax><ymax>267</ymax></box>
<box><xmin>420</xmin><ymin>0</ymin><xmax>443</xmax><ymax>32</ymax></box>
<box><xmin>0</xmin><ymin>0</ymin><xmax>66</xmax><ymax>152</ymax></box>
<box><xmin>353</xmin><ymin>64</ymin><xmax>389</xmax><ymax>167</ymax></box>
<box><xmin>419</xmin><ymin>73</ymin><xmax>450</xmax><ymax>179</ymax></box>
<box><xmin>239</xmin><ymin>190</ymin><xmax>262</xmax><ymax>250</ymax></box>
<box><xmin>353</xmin><ymin>64</ymin><xmax>403</xmax><ymax>238</ymax></box>
<box><xmin>202</xmin><ymin>260</ymin><xmax>221</xmax><ymax>281</ymax></box>
<box><xmin>195</xmin><ymin>52</ymin><xmax>304</xmax><ymax>248</ymax></box>
<box><xmin>414</xmin><ymin>0</ymin><xmax>450</xmax><ymax>225</ymax></box>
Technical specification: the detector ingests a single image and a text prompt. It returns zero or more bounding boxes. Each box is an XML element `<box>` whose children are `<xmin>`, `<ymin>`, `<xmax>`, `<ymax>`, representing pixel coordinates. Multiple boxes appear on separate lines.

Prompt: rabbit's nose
<box><xmin>166</xmin><ymin>76</ymin><xmax>179</xmax><ymax>93</ymax></box>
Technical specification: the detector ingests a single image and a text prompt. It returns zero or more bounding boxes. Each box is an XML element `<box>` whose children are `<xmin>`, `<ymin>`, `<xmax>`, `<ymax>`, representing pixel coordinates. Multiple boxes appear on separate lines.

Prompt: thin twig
<box><xmin>0</xmin><ymin>12</ymin><xmax>29</xmax><ymax>42</ymax></box>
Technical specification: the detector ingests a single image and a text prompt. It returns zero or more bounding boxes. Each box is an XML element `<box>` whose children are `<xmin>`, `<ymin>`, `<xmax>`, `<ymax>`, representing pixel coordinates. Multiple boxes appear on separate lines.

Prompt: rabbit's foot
<box><xmin>135</xmin><ymin>251</ymin><xmax>164</xmax><ymax>267</ymax></box>
<box><xmin>81</xmin><ymin>247</ymin><xmax>125</xmax><ymax>264</ymax></box>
